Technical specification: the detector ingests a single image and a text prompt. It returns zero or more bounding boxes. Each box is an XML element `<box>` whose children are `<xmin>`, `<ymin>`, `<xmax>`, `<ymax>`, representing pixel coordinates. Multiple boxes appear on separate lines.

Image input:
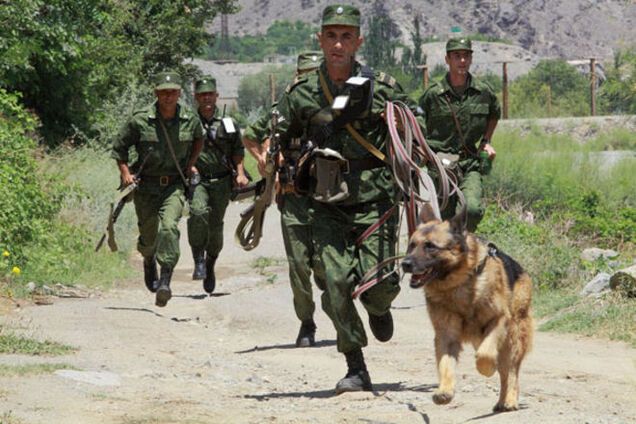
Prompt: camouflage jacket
<box><xmin>111</xmin><ymin>101</ymin><xmax>203</xmax><ymax>177</ymax></box>
<box><xmin>418</xmin><ymin>72</ymin><xmax>500</xmax><ymax>156</ymax></box>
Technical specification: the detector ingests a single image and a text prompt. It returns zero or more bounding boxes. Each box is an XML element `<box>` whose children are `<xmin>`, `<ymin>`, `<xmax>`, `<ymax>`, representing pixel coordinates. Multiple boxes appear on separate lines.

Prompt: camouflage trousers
<box><xmin>442</xmin><ymin>170</ymin><xmax>484</xmax><ymax>232</ymax></box>
<box><xmin>187</xmin><ymin>175</ymin><xmax>232</xmax><ymax>258</ymax></box>
<box><xmin>280</xmin><ymin>194</ymin><xmax>324</xmax><ymax>323</ymax></box>
<box><xmin>311</xmin><ymin>199</ymin><xmax>400</xmax><ymax>353</ymax></box>
<box><xmin>134</xmin><ymin>184</ymin><xmax>185</xmax><ymax>269</ymax></box>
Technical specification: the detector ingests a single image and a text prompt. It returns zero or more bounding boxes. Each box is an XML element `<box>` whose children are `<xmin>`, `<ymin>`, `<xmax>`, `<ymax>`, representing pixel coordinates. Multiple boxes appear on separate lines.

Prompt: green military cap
<box><xmin>194</xmin><ymin>76</ymin><xmax>217</xmax><ymax>93</ymax></box>
<box><xmin>154</xmin><ymin>71</ymin><xmax>182</xmax><ymax>90</ymax></box>
<box><xmin>297</xmin><ymin>51</ymin><xmax>322</xmax><ymax>73</ymax></box>
<box><xmin>446</xmin><ymin>37</ymin><xmax>473</xmax><ymax>52</ymax></box>
<box><xmin>322</xmin><ymin>4</ymin><xmax>360</xmax><ymax>27</ymax></box>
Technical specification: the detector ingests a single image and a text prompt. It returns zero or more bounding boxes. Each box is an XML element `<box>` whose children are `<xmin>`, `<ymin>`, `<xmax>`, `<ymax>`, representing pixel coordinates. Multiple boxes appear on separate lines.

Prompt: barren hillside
<box><xmin>214</xmin><ymin>0</ymin><xmax>636</xmax><ymax>61</ymax></box>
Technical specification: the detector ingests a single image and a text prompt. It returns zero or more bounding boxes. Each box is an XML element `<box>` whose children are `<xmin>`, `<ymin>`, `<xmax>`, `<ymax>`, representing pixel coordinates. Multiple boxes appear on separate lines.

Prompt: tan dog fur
<box><xmin>401</xmin><ymin>205</ymin><xmax>533</xmax><ymax>412</ymax></box>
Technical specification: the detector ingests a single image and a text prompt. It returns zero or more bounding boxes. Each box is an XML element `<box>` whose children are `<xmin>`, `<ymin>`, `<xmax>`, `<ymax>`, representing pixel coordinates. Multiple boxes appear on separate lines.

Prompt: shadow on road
<box><xmin>243</xmin><ymin>382</ymin><xmax>437</xmax><ymax>401</ymax></box>
<box><xmin>104</xmin><ymin>306</ymin><xmax>165</xmax><ymax>318</ymax></box>
<box><xmin>234</xmin><ymin>339</ymin><xmax>337</xmax><ymax>354</ymax></box>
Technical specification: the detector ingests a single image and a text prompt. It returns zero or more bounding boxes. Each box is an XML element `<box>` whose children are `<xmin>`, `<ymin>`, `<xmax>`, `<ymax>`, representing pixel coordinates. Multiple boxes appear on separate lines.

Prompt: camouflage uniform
<box><xmin>188</xmin><ymin>108</ymin><xmax>243</xmax><ymax>265</ymax></box>
<box><xmin>111</xmin><ymin>71</ymin><xmax>203</xmax><ymax>307</ymax></box>
<box><xmin>277</xmin><ymin>59</ymin><xmax>407</xmax><ymax>354</ymax></box>
<box><xmin>418</xmin><ymin>38</ymin><xmax>501</xmax><ymax>231</ymax></box>
<box><xmin>244</xmin><ymin>55</ymin><xmax>323</xmax><ymax>343</ymax></box>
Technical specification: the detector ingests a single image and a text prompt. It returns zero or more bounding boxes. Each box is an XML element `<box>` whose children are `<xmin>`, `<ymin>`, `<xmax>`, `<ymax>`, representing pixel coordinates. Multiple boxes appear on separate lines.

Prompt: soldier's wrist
<box><xmin>480</xmin><ymin>138</ymin><xmax>491</xmax><ymax>148</ymax></box>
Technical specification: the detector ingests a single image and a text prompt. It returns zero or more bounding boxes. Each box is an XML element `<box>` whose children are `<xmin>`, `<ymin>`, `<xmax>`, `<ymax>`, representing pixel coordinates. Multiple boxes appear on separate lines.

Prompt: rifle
<box><xmin>95</xmin><ymin>151</ymin><xmax>151</xmax><ymax>252</ymax></box>
<box><xmin>234</xmin><ymin>110</ymin><xmax>281</xmax><ymax>250</ymax></box>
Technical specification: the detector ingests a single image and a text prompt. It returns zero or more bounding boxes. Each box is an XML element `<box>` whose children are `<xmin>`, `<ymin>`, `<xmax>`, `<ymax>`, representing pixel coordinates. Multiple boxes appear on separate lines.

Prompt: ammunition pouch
<box><xmin>437</xmin><ymin>152</ymin><xmax>463</xmax><ymax>180</ymax></box>
<box><xmin>310</xmin><ymin>148</ymin><xmax>350</xmax><ymax>203</ymax></box>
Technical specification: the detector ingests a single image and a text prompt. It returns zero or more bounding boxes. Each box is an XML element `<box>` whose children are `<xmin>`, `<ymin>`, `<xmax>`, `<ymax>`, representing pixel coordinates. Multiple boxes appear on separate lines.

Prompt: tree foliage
<box><xmin>237</xmin><ymin>65</ymin><xmax>295</xmax><ymax>113</ymax></box>
<box><xmin>0</xmin><ymin>0</ymin><xmax>235</xmax><ymax>146</ymax></box>
<box><xmin>509</xmin><ymin>59</ymin><xmax>589</xmax><ymax>118</ymax></box>
<box><xmin>204</xmin><ymin>20</ymin><xmax>318</xmax><ymax>62</ymax></box>
<box><xmin>599</xmin><ymin>47</ymin><xmax>636</xmax><ymax>115</ymax></box>
<box><xmin>361</xmin><ymin>0</ymin><xmax>400</xmax><ymax>69</ymax></box>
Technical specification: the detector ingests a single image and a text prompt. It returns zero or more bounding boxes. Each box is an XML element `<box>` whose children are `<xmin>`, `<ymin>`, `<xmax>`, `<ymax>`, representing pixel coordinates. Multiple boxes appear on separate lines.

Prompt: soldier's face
<box><xmin>195</xmin><ymin>91</ymin><xmax>218</xmax><ymax>115</ymax></box>
<box><xmin>446</xmin><ymin>50</ymin><xmax>473</xmax><ymax>76</ymax></box>
<box><xmin>318</xmin><ymin>25</ymin><xmax>363</xmax><ymax>69</ymax></box>
<box><xmin>155</xmin><ymin>89</ymin><xmax>181</xmax><ymax>108</ymax></box>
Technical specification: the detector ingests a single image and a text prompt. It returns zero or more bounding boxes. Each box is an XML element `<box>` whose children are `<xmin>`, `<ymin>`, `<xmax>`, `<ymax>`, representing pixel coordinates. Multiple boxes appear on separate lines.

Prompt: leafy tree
<box><xmin>509</xmin><ymin>59</ymin><xmax>589</xmax><ymax>118</ymax></box>
<box><xmin>237</xmin><ymin>65</ymin><xmax>295</xmax><ymax>113</ymax></box>
<box><xmin>599</xmin><ymin>47</ymin><xmax>636</xmax><ymax>114</ymax></box>
<box><xmin>0</xmin><ymin>0</ymin><xmax>236</xmax><ymax>146</ymax></box>
<box><xmin>361</xmin><ymin>0</ymin><xmax>400</xmax><ymax>69</ymax></box>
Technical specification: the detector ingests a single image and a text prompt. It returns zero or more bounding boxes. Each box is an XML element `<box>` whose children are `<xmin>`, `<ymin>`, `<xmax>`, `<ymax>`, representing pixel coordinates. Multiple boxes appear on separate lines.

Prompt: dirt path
<box><xmin>1</xmin><ymin>203</ymin><xmax>635</xmax><ymax>424</ymax></box>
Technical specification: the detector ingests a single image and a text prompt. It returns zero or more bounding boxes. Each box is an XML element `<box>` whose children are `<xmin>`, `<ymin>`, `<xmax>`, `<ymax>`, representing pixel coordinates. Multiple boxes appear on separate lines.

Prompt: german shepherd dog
<box><xmin>401</xmin><ymin>205</ymin><xmax>533</xmax><ymax>412</ymax></box>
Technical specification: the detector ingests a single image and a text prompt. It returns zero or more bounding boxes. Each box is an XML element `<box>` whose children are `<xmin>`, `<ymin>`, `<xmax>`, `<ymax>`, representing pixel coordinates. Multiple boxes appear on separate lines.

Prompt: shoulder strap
<box><xmin>442</xmin><ymin>94</ymin><xmax>478</xmax><ymax>158</ymax></box>
<box><xmin>158</xmin><ymin>118</ymin><xmax>189</xmax><ymax>185</ymax></box>
<box><xmin>318</xmin><ymin>69</ymin><xmax>387</xmax><ymax>163</ymax></box>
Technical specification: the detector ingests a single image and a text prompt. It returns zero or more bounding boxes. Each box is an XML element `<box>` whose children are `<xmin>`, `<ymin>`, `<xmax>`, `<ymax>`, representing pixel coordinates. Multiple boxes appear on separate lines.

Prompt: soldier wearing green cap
<box><xmin>111</xmin><ymin>70</ymin><xmax>203</xmax><ymax>307</ymax></box>
<box><xmin>272</xmin><ymin>4</ymin><xmax>416</xmax><ymax>394</ymax></box>
<box><xmin>418</xmin><ymin>37</ymin><xmax>500</xmax><ymax>231</ymax></box>
<box><xmin>243</xmin><ymin>50</ymin><xmax>324</xmax><ymax>348</ymax></box>
<box><xmin>188</xmin><ymin>75</ymin><xmax>247</xmax><ymax>294</ymax></box>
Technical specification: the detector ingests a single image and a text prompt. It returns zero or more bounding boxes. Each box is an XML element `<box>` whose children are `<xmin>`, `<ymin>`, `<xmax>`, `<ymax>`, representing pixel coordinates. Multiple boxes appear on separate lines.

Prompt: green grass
<box><xmin>479</xmin><ymin>126</ymin><xmax>636</xmax><ymax>346</ymax></box>
<box><xmin>14</xmin><ymin>146</ymin><xmax>138</xmax><ymax>292</ymax></box>
<box><xmin>0</xmin><ymin>331</ymin><xmax>76</xmax><ymax>356</ymax></box>
<box><xmin>0</xmin><ymin>363</ymin><xmax>76</xmax><ymax>377</ymax></box>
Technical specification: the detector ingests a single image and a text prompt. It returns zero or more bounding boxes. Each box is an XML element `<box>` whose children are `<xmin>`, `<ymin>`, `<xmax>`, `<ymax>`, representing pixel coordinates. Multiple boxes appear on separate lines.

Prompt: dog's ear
<box><xmin>418</xmin><ymin>202</ymin><xmax>438</xmax><ymax>224</ymax></box>
<box><xmin>448</xmin><ymin>209</ymin><xmax>467</xmax><ymax>236</ymax></box>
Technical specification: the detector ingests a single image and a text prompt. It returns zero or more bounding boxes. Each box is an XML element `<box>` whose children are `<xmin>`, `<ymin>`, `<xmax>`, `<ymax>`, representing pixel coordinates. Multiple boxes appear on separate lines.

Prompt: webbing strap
<box><xmin>318</xmin><ymin>70</ymin><xmax>387</xmax><ymax>163</ymax></box>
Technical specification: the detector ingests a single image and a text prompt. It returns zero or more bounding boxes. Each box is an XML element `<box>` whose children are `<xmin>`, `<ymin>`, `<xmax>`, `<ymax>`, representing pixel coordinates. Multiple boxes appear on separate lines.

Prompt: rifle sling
<box><xmin>442</xmin><ymin>94</ymin><xmax>478</xmax><ymax>159</ymax></box>
<box><xmin>158</xmin><ymin>118</ymin><xmax>189</xmax><ymax>186</ymax></box>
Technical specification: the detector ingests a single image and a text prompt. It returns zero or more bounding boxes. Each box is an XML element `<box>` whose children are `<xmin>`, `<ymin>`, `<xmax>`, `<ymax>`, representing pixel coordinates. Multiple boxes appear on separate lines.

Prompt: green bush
<box><xmin>0</xmin><ymin>89</ymin><xmax>64</xmax><ymax>262</ymax></box>
<box><xmin>486</xmin><ymin>128</ymin><xmax>636</xmax><ymax>246</ymax></box>
<box><xmin>509</xmin><ymin>59</ymin><xmax>589</xmax><ymax>118</ymax></box>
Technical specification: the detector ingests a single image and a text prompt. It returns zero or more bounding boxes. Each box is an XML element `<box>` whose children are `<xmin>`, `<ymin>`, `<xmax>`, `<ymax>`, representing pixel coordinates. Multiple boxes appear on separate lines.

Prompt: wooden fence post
<box><xmin>423</xmin><ymin>65</ymin><xmax>429</xmax><ymax>89</ymax></box>
<box><xmin>590</xmin><ymin>58</ymin><xmax>596</xmax><ymax>116</ymax></box>
<box><xmin>502</xmin><ymin>62</ymin><xmax>509</xmax><ymax>119</ymax></box>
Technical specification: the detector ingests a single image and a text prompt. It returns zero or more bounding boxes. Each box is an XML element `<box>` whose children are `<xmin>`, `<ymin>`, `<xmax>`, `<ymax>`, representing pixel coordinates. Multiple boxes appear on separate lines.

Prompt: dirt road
<box><xmin>1</xmin><ymin>203</ymin><xmax>635</xmax><ymax>424</ymax></box>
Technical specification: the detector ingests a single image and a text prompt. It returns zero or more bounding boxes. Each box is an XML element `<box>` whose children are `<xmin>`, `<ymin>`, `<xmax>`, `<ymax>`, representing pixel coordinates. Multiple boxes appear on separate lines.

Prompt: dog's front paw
<box><xmin>476</xmin><ymin>355</ymin><xmax>497</xmax><ymax>377</ymax></box>
<box><xmin>432</xmin><ymin>389</ymin><xmax>454</xmax><ymax>405</ymax></box>
<box><xmin>493</xmin><ymin>401</ymin><xmax>519</xmax><ymax>412</ymax></box>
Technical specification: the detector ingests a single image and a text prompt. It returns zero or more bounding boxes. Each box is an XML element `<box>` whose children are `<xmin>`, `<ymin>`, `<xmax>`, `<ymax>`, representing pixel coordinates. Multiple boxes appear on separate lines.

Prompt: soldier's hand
<box><xmin>235</xmin><ymin>174</ymin><xmax>249</xmax><ymax>188</ymax></box>
<box><xmin>481</xmin><ymin>143</ymin><xmax>496</xmax><ymax>160</ymax></box>
<box><xmin>186</xmin><ymin>165</ymin><xmax>199</xmax><ymax>177</ymax></box>
<box><xmin>121</xmin><ymin>170</ymin><xmax>135</xmax><ymax>187</ymax></box>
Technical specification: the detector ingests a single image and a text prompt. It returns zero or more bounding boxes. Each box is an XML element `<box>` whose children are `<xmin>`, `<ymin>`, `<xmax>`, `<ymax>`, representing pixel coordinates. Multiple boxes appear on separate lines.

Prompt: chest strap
<box><xmin>318</xmin><ymin>69</ymin><xmax>387</xmax><ymax>163</ymax></box>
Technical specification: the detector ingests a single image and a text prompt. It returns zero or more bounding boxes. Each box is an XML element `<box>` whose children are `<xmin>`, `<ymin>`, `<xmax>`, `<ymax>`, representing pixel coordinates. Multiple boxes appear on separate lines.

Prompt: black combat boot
<box><xmin>369</xmin><ymin>310</ymin><xmax>394</xmax><ymax>342</ymax></box>
<box><xmin>335</xmin><ymin>348</ymin><xmax>373</xmax><ymax>394</ymax></box>
<box><xmin>295</xmin><ymin>319</ymin><xmax>317</xmax><ymax>348</ymax></box>
<box><xmin>143</xmin><ymin>256</ymin><xmax>158</xmax><ymax>293</ymax></box>
<box><xmin>155</xmin><ymin>267</ymin><xmax>173</xmax><ymax>307</ymax></box>
<box><xmin>192</xmin><ymin>248</ymin><xmax>206</xmax><ymax>280</ymax></box>
<box><xmin>203</xmin><ymin>255</ymin><xmax>217</xmax><ymax>294</ymax></box>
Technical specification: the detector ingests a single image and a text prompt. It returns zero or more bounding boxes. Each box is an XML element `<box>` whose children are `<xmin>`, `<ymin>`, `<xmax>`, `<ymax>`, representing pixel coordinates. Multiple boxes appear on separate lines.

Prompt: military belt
<box><xmin>346</xmin><ymin>156</ymin><xmax>385</xmax><ymax>173</ymax></box>
<box><xmin>201</xmin><ymin>171</ymin><xmax>231</xmax><ymax>181</ymax></box>
<box><xmin>140</xmin><ymin>175</ymin><xmax>181</xmax><ymax>186</ymax></box>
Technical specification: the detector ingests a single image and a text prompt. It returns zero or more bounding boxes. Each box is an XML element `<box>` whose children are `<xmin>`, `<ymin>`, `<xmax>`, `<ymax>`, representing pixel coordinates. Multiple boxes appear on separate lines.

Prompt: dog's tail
<box><xmin>509</xmin><ymin>273</ymin><xmax>534</xmax><ymax>357</ymax></box>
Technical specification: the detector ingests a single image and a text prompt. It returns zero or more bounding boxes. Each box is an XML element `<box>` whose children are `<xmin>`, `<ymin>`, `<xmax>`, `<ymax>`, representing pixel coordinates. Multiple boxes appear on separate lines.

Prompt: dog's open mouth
<box><xmin>409</xmin><ymin>268</ymin><xmax>438</xmax><ymax>288</ymax></box>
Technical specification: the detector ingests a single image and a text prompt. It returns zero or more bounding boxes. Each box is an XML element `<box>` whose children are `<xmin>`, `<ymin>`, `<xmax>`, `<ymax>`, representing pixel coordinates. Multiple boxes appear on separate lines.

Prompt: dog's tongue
<box><xmin>410</xmin><ymin>274</ymin><xmax>427</xmax><ymax>288</ymax></box>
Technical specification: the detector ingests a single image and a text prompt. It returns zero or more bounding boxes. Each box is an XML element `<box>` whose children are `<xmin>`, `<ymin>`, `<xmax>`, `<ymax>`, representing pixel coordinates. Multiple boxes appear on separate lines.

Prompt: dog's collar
<box><xmin>474</xmin><ymin>243</ymin><xmax>497</xmax><ymax>276</ymax></box>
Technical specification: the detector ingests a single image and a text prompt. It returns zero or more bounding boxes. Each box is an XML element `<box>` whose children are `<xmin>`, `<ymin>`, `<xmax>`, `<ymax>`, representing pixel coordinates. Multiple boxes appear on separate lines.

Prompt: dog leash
<box><xmin>351</xmin><ymin>101</ymin><xmax>466</xmax><ymax>299</ymax></box>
